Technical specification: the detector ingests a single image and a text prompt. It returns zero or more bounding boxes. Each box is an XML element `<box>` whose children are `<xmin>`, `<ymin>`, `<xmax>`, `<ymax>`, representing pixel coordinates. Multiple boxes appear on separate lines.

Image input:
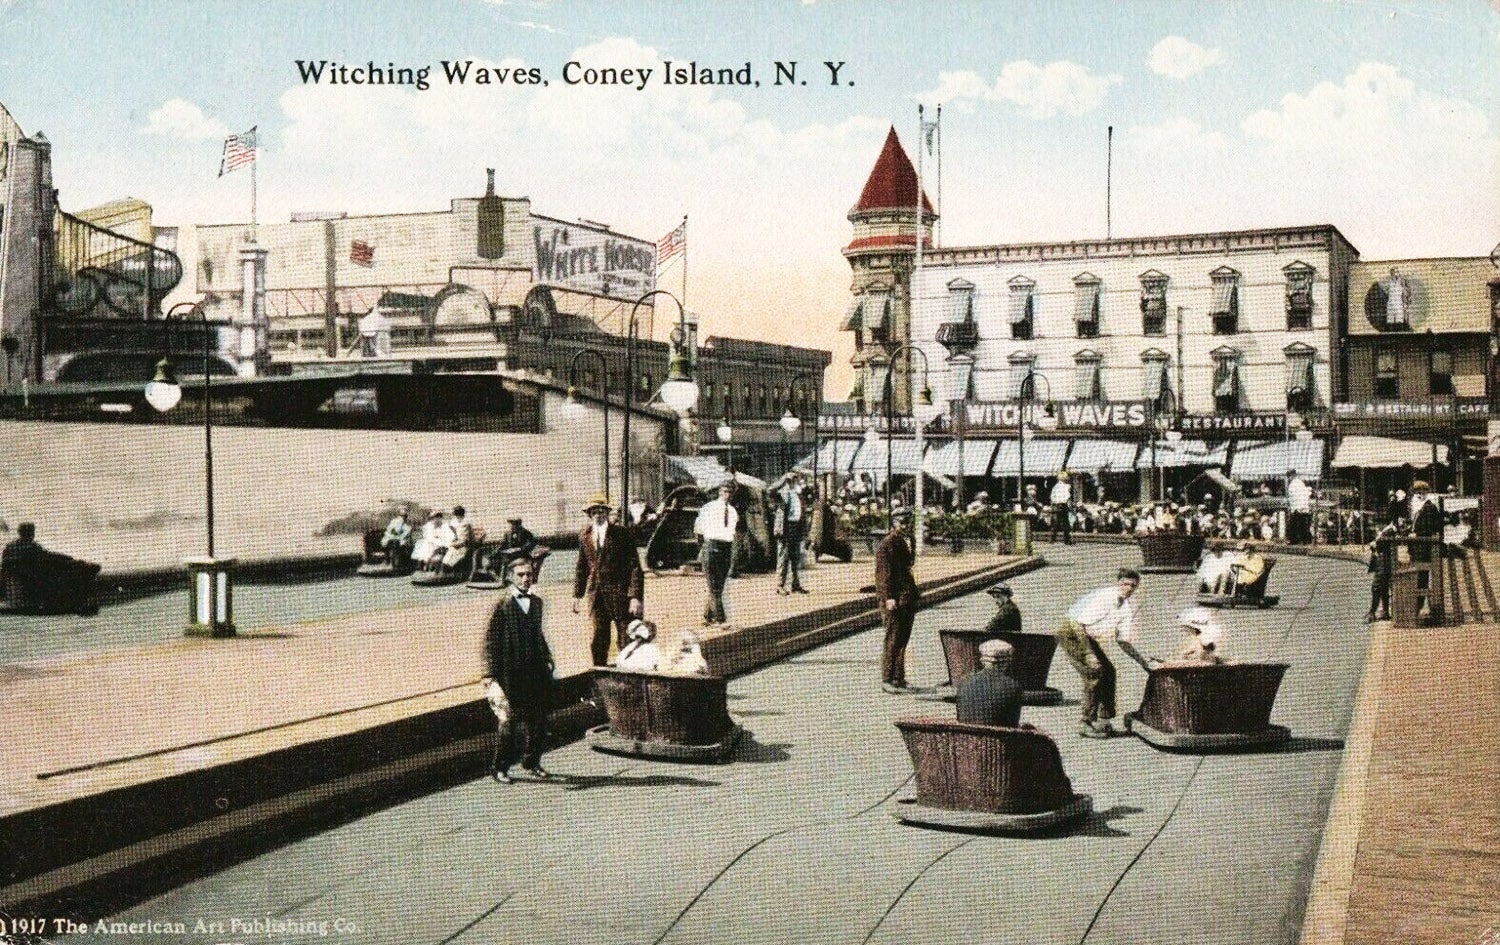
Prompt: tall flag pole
<box><xmin>935</xmin><ymin>104</ymin><xmax>942</xmax><ymax>247</ymax></box>
<box><xmin>656</xmin><ymin>215</ymin><xmax>689</xmax><ymax>326</ymax></box>
<box><xmin>680</xmin><ymin>215</ymin><xmax>688</xmax><ymax>311</ymax></box>
<box><xmin>219</xmin><ymin>126</ymin><xmax>259</xmax><ymax>239</ymax></box>
<box><xmin>1106</xmin><ymin>125</ymin><xmax>1113</xmax><ymax>241</ymax></box>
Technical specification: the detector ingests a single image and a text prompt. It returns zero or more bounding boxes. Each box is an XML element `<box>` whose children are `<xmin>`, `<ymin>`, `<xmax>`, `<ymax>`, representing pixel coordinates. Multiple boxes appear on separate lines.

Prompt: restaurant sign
<box><xmin>1177</xmin><ymin>413</ymin><xmax>1287</xmax><ymax>433</ymax></box>
<box><xmin>1332</xmin><ymin>398</ymin><xmax>1489</xmax><ymax>421</ymax></box>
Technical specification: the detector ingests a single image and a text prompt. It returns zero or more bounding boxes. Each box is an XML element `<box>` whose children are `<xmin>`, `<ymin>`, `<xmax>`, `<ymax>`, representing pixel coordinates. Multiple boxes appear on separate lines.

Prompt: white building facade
<box><xmin>909</xmin><ymin>226</ymin><xmax>1357</xmax><ymax>429</ymax></box>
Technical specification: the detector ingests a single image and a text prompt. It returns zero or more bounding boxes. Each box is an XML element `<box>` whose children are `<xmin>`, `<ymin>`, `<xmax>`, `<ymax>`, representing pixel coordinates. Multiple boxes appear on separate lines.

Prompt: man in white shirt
<box><xmin>1049</xmin><ymin>471</ymin><xmax>1073</xmax><ymax>545</ymax></box>
<box><xmin>694</xmin><ymin>480</ymin><xmax>739</xmax><ymax>626</ymax></box>
<box><xmin>1055</xmin><ymin>567</ymin><xmax>1161</xmax><ymax>738</ymax></box>
<box><xmin>1286</xmin><ymin>469</ymin><xmax>1313</xmax><ymax>545</ymax></box>
<box><xmin>774</xmin><ymin>479</ymin><xmax>808</xmax><ymax>595</ymax></box>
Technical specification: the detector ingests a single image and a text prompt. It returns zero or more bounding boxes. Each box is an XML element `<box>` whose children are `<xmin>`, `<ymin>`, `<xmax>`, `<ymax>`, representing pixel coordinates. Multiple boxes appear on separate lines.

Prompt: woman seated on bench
<box><xmin>412</xmin><ymin>511</ymin><xmax>447</xmax><ymax>571</ymax></box>
<box><xmin>1226</xmin><ymin>541</ymin><xmax>1268</xmax><ymax>595</ymax></box>
<box><xmin>1168</xmin><ymin>606</ymin><xmax>1227</xmax><ymax>665</ymax></box>
<box><xmin>1195</xmin><ymin>545</ymin><xmax>1236</xmax><ymax>595</ymax></box>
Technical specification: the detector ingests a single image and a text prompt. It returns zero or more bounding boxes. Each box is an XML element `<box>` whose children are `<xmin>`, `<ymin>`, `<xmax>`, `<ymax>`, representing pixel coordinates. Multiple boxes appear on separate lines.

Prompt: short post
<box><xmin>184</xmin><ymin>556</ymin><xmax>236</xmax><ymax>637</ymax></box>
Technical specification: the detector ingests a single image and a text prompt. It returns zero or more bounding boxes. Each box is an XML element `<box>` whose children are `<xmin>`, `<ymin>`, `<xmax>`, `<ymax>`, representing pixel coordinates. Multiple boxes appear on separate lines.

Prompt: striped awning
<box><xmin>1229</xmin><ymin>438</ymin><xmax>1325</xmax><ymax>481</ymax></box>
<box><xmin>1331</xmin><ymin>435</ymin><xmax>1447</xmax><ymax>469</ymax></box>
<box><xmin>990</xmin><ymin>438</ymin><xmax>1069</xmax><ymax>477</ymax></box>
<box><xmin>924</xmin><ymin>439</ymin><xmax>1000</xmax><ymax>477</ymax></box>
<box><xmin>1135</xmin><ymin>439</ymin><xmax>1230</xmax><ymax>469</ymax></box>
<box><xmin>666</xmin><ymin>454</ymin><xmax>730</xmax><ymax>489</ymax></box>
<box><xmin>799</xmin><ymin>439</ymin><xmax>862</xmax><ymax>474</ymax></box>
<box><xmin>1067</xmin><ymin>439</ymin><xmax>1141</xmax><ymax>474</ymax></box>
<box><xmin>849</xmin><ymin>438</ymin><xmax>927</xmax><ymax>482</ymax></box>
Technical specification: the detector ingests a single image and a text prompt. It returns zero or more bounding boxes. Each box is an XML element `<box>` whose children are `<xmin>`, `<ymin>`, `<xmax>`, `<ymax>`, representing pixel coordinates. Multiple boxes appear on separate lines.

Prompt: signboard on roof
<box><xmin>529</xmin><ymin>215</ymin><xmax>656</xmax><ymax>303</ymax></box>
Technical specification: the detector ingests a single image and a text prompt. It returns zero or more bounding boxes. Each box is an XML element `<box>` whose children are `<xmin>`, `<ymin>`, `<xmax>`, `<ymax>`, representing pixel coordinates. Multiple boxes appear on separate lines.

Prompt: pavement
<box><xmin>45</xmin><ymin>543</ymin><xmax>1389</xmax><ymax>945</ymax></box>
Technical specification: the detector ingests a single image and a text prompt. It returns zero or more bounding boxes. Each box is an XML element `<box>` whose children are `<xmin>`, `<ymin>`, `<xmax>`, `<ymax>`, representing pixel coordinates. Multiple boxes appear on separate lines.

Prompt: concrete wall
<box><xmin>0</xmin><ymin>135</ymin><xmax>53</xmax><ymax>381</ymax></box>
<box><xmin>0</xmin><ymin>417</ymin><xmax>661</xmax><ymax>573</ymax></box>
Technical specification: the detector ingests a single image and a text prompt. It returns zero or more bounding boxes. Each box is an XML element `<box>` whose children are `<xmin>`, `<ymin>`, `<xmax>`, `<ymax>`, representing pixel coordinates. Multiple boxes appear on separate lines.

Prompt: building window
<box><xmin>1285</xmin><ymin>345</ymin><xmax>1316</xmax><ymax>411</ymax></box>
<box><xmin>1212</xmin><ymin>348</ymin><xmax>1243</xmax><ymax>413</ymax></box>
<box><xmin>1141</xmin><ymin>350</ymin><xmax>1172</xmax><ymax>413</ymax></box>
<box><xmin>867</xmin><ymin>360</ymin><xmax>890</xmax><ymax>406</ymax></box>
<box><xmin>936</xmin><ymin>278</ymin><xmax>979</xmax><ymax>352</ymax></box>
<box><xmin>842</xmin><ymin>289</ymin><xmax>893</xmax><ymax>349</ymax></box>
<box><xmin>640</xmin><ymin>373</ymin><xmax>653</xmax><ymax>396</ymax></box>
<box><xmin>721</xmin><ymin>383</ymin><xmax>731</xmax><ymax>413</ymax></box>
<box><xmin>1209</xmin><ymin>267</ymin><xmax>1240</xmax><ymax>335</ymax></box>
<box><xmin>1140</xmin><ymin>271</ymin><xmax>1168</xmax><ymax>336</ymax></box>
<box><xmin>1430</xmin><ymin>349</ymin><xmax>1454</xmax><ymax>396</ymax></box>
<box><xmin>1073</xmin><ymin>274</ymin><xmax>1101</xmax><ymax>339</ymax></box>
<box><xmin>1074</xmin><ymin>351</ymin><xmax>1103</xmax><ymax>403</ymax></box>
<box><xmin>1284</xmin><ymin>262</ymin><xmax>1314</xmax><ymax>331</ymax></box>
<box><xmin>1008</xmin><ymin>352</ymin><xmax>1036</xmax><ymax>400</ymax></box>
<box><xmin>743</xmin><ymin>384</ymin><xmax>754</xmax><ymax>414</ymax></box>
<box><xmin>1008</xmin><ymin>277</ymin><xmax>1035</xmax><ymax>341</ymax></box>
<box><xmin>1374</xmin><ymin>350</ymin><xmax>1399</xmax><ymax>399</ymax></box>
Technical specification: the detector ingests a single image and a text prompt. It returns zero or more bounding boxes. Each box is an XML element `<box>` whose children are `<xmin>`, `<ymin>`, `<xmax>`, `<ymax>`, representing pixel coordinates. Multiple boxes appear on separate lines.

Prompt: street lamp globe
<box><xmin>659</xmin><ymin>349</ymin><xmax>700</xmax><ymax>415</ymax></box>
<box><xmin>779</xmin><ymin>409</ymin><xmax>801</xmax><ymax>434</ymax></box>
<box><xmin>717</xmin><ymin>420</ymin><xmax>733</xmax><ymax>443</ymax></box>
<box><xmin>562</xmin><ymin>386</ymin><xmax>589</xmax><ymax>421</ymax></box>
<box><xmin>145</xmin><ymin>358</ymin><xmax>183</xmax><ymax>413</ymax></box>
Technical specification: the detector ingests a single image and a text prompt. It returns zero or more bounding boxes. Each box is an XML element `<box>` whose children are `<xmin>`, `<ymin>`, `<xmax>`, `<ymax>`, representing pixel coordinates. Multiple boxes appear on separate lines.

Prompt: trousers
<box><xmin>778</xmin><ymin>520</ymin><xmax>805</xmax><ymax>590</ymax></box>
<box><xmin>881</xmin><ymin>604</ymin><xmax>917</xmax><ymax>686</ymax></box>
<box><xmin>1056</xmin><ymin>618</ymin><xmax>1117</xmax><ymax>722</ymax></box>
<box><xmin>703</xmin><ymin>539</ymin><xmax>733</xmax><ymax>624</ymax></box>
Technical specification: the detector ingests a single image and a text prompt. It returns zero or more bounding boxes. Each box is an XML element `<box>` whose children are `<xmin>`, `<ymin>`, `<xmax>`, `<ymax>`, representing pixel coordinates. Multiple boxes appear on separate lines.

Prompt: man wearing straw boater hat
<box><xmin>573</xmin><ymin>493</ymin><xmax>644</xmax><ymax>666</ymax></box>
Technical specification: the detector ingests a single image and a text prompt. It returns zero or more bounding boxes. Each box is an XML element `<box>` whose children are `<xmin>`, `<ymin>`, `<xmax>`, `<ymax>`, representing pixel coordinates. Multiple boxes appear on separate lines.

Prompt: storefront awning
<box><xmin>923</xmin><ymin>439</ymin><xmax>1000</xmax><ymax>477</ymax></box>
<box><xmin>1331</xmin><ymin>435</ymin><xmax>1447</xmax><ymax>469</ymax></box>
<box><xmin>666</xmin><ymin>454</ymin><xmax>729</xmax><ymax>489</ymax></box>
<box><xmin>849</xmin><ymin>438</ymin><xmax>927</xmax><ymax>482</ymax></box>
<box><xmin>990</xmin><ymin>438</ymin><xmax>1069</xmax><ymax>477</ymax></box>
<box><xmin>1135</xmin><ymin>439</ymin><xmax>1229</xmax><ymax>469</ymax></box>
<box><xmin>1229</xmin><ymin>438</ymin><xmax>1325</xmax><ymax>481</ymax></box>
<box><xmin>798</xmin><ymin>439</ymin><xmax>862</xmax><ymax>474</ymax></box>
<box><xmin>1067</xmin><ymin>439</ymin><xmax>1140</xmax><ymax>474</ymax></box>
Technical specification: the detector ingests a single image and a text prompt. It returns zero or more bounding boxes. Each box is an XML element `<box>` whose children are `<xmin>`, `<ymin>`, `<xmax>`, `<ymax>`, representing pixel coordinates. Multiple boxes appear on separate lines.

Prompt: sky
<box><xmin>3</xmin><ymin>0</ymin><xmax>1498</xmax><ymax>395</ymax></box>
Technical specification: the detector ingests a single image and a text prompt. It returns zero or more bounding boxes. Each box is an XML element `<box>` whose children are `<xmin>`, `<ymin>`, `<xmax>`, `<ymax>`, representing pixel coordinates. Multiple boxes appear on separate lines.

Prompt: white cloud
<box><xmin>1147</xmin><ymin>36</ymin><xmax>1222</xmax><ymax>80</ymax></box>
<box><xmin>514</xmin><ymin>20</ymin><xmax>558</xmax><ymax>32</ymax></box>
<box><xmin>1123</xmin><ymin>117</ymin><xmax>1228</xmax><ymax>155</ymax></box>
<box><xmin>142</xmin><ymin>99</ymin><xmax>228</xmax><ymax>141</ymax></box>
<box><xmin>917</xmin><ymin>60</ymin><xmax>1121</xmax><ymax>118</ymax></box>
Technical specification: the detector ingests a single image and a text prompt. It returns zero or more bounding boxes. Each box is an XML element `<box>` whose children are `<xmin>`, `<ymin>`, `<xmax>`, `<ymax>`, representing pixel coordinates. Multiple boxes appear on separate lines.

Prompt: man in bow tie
<box><xmin>484</xmin><ymin>557</ymin><xmax>555</xmax><ymax>783</ymax></box>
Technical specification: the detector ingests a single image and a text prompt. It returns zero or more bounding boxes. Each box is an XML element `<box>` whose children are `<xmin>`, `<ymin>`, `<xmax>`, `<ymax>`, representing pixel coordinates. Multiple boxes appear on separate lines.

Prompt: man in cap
<box><xmin>1049</xmin><ymin>471</ymin><xmax>1073</xmax><ymax>545</ymax></box>
<box><xmin>956</xmin><ymin>638</ymin><xmax>1025</xmax><ymax>727</ymax></box>
<box><xmin>694</xmin><ymin>480</ymin><xmax>739</xmax><ymax>626</ymax></box>
<box><xmin>876</xmin><ymin>507</ymin><xmax>921</xmax><ymax>693</ymax></box>
<box><xmin>1056</xmin><ymin>567</ymin><xmax>1160</xmax><ymax>738</ymax></box>
<box><xmin>573</xmin><ymin>494</ymin><xmax>644</xmax><ymax>666</ymax></box>
<box><xmin>1409</xmin><ymin>480</ymin><xmax>1442</xmax><ymax>597</ymax></box>
<box><xmin>983</xmin><ymin>582</ymin><xmax>1023</xmax><ymax>637</ymax></box>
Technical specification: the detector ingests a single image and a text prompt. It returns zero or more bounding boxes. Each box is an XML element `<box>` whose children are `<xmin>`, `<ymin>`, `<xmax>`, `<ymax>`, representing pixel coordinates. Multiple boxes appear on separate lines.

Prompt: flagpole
<box><xmin>251</xmin><ymin>155</ymin><xmax>258</xmax><ymax>243</ymax></box>
<box><xmin>680</xmin><ymin>215</ymin><xmax>688</xmax><ymax>313</ymax></box>
<box><xmin>935</xmin><ymin>105</ymin><xmax>942</xmax><ymax>247</ymax></box>
<box><xmin>913</xmin><ymin>104</ymin><xmax>925</xmax><ymax>558</ymax></box>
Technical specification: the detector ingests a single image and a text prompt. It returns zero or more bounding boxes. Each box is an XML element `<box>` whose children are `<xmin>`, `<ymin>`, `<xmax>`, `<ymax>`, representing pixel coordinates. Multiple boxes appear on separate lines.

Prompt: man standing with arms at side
<box><xmin>695</xmin><ymin>480</ymin><xmax>739</xmax><ymax>627</ymax></box>
<box><xmin>774</xmin><ymin>477</ymin><xmax>808</xmax><ymax>595</ymax></box>
<box><xmin>573</xmin><ymin>494</ymin><xmax>644</xmax><ymax>667</ymax></box>
<box><xmin>877</xmin><ymin>508</ymin><xmax>921</xmax><ymax>694</ymax></box>
<box><xmin>1286</xmin><ymin>468</ymin><xmax>1313</xmax><ymax>545</ymax></box>
<box><xmin>1049</xmin><ymin>471</ymin><xmax>1073</xmax><ymax>545</ymax></box>
<box><xmin>484</xmin><ymin>557</ymin><xmax>554</xmax><ymax>783</ymax></box>
<box><xmin>1056</xmin><ymin>567</ymin><xmax>1160</xmax><ymax>738</ymax></box>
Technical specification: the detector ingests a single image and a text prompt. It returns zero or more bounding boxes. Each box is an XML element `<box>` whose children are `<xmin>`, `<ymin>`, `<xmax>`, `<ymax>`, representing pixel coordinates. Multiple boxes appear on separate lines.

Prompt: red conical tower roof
<box><xmin>853</xmin><ymin>126</ymin><xmax>933</xmax><ymax>215</ymax></box>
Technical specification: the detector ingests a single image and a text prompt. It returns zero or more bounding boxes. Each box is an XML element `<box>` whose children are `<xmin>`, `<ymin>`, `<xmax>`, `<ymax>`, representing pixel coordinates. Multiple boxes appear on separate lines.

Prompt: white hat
<box><xmin>1178</xmin><ymin>607</ymin><xmax>1222</xmax><ymax>646</ymax></box>
<box><xmin>626</xmin><ymin>619</ymin><xmax>656</xmax><ymax>642</ymax></box>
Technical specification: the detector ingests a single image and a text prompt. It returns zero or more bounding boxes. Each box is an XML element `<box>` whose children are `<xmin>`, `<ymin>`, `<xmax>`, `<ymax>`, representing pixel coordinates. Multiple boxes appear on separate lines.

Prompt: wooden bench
<box><xmin>1125</xmin><ymin>663</ymin><xmax>1290</xmax><ymax>751</ymax></box>
<box><xmin>1139</xmin><ymin>532</ymin><xmax>1205</xmax><ymax>573</ymax></box>
<box><xmin>2</xmin><ymin>554</ymin><xmax>102</xmax><ymax>615</ymax></box>
<box><xmin>586</xmin><ymin>667</ymin><xmax>742</xmax><ymax>761</ymax></box>
<box><xmin>891</xmin><ymin>718</ymin><xmax>1091</xmax><ymax>833</ymax></box>
<box><xmin>935</xmin><ymin>629</ymin><xmax>1061</xmax><ymax>705</ymax></box>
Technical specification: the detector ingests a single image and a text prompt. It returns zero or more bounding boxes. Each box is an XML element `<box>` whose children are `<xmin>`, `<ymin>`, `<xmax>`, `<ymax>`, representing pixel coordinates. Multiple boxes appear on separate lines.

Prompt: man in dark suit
<box><xmin>573</xmin><ymin>494</ymin><xmax>644</xmax><ymax>666</ymax></box>
<box><xmin>876</xmin><ymin>509</ymin><xmax>921</xmax><ymax>693</ymax></box>
<box><xmin>956</xmin><ymin>639</ymin><xmax>1024</xmax><ymax>728</ymax></box>
<box><xmin>984</xmin><ymin>582</ymin><xmax>1022</xmax><ymax>637</ymax></box>
<box><xmin>484</xmin><ymin>557</ymin><xmax>554</xmax><ymax>783</ymax></box>
<box><xmin>1409</xmin><ymin>480</ymin><xmax>1443</xmax><ymax>599</ymax></box>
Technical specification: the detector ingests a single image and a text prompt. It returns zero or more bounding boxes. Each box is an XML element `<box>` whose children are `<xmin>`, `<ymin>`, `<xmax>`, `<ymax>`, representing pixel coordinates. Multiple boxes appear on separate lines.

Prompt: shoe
<box><xmin>524</xmin><ymin>766</ymin><xmax>551</xmax><ymax>780</ymax></box>
<box><xmin>491</xmin><ymin>769</ymin><xmax>513</xmax><ymax>784</ymax></box>
<box><xmin>776</xmin><ymin>588</ymin><xmax>789</xmax><ymax>596</ymax></box>
<box><xmin>1364</xmin><ymin>612</ymin><xmax>1377</xmax><ymax>623</ymax></box>
<box><xmin>1078</xmin><ymin>720</ymin><xmax>1115</xmax><ymax>739</ymax></box>
<box><xmin>792</xmin><ymin>586</ymin><xmax>809</xmax><ymax>594</ymax></box>
<box><xmin>882</xmin><ymin>682</ymin><xmax>904</xmax><ymax>695</ymax></box>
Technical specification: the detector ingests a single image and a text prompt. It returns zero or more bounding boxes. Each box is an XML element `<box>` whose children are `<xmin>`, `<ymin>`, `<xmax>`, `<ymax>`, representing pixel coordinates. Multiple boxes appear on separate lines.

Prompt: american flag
<box><xmin>350</xmin><ymin>240</ymin><xmax>375</xmax><ymax>268</ymax></box>
<box><xmin>218</xmin><ymin>126</ymin><xmax>258</xmax><ymax>177</ymax></box>
<box><xmin>656</xmin><ymin>219</ymin><xmax>686</xmax><ymax>267</ymax></box>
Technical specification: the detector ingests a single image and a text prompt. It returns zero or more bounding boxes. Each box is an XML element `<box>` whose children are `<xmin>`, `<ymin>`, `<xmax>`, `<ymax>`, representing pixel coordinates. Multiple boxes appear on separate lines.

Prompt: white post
<box><xmin>914</xmin><ymin>415</ymin><xmax>925</xmax><ymax>558</ymax></box>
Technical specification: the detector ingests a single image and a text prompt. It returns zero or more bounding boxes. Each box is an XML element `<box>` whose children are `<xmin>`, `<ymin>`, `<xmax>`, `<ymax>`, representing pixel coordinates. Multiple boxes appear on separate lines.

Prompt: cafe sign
<box><xmin>1332</xmin><ymin>398</ymin><xmax>1489</xmax><ymax>420</ymax></box>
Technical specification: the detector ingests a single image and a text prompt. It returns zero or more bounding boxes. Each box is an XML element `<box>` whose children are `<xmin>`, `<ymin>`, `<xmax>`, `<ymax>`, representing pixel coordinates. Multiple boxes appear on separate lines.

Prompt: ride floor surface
<box><xmin>58</xmin><ymin>544</ymin><xmax>1377</xmax><ymax>945</ymax></box>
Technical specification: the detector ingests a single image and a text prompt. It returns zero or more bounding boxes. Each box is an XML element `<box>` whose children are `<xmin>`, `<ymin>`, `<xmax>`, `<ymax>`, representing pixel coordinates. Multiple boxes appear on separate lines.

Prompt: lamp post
<box><xmin>876</xmin><ymin>343</ymin><xmax>934</xmax><ymax>554</ymax></box>
<box><xmin>1148</xmin><ymin>387</ymin><xmax>1179</xmax><ymax>503</ymax></box>
<box><xmin>1016</xmin><ymin>368</ymin><xmax>1056</xmax><ymax>506</ymax></box>
<box><xmin>146</xmin><ymin>302</ymin><xmax>234</xmax><ymax>637</ymax></box>
<box><xmin>785</xmin><ymin>371</ymin><xmax>819</xmax><ymax>487</ymax></box>
<box><xmin>717</xmin><ymin>410</ymin><xmax>735</xmax><ymax>475</ymax></box>
<box><xmin>625</xmin><ymin>290</ymin><xmax>699</xmax><ymax>522</ymax></box>
<box><xmin>564</xmin><ymin>348</ymin><xmax>611</xmax><ymax>504</ymax></box>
